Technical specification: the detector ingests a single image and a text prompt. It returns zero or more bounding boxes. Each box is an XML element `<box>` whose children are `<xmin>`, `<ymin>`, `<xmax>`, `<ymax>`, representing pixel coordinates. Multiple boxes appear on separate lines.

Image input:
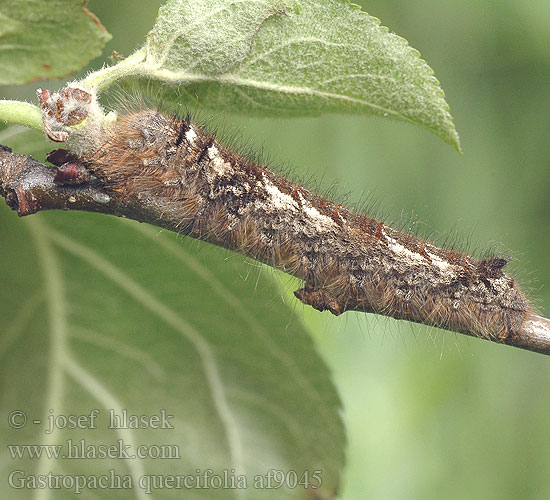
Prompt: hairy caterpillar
<box><xmin>37</xmin><ymin>86</ymin><xmax>531</xmax><ymax>344</ymax></box>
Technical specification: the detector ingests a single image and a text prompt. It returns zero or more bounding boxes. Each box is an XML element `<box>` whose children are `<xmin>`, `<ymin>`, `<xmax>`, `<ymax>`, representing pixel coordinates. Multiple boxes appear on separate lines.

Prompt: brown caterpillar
<box><xmin>38</xmin><ymin>86</ymin><xmax>531</xmax><ymax>343</ymax></box>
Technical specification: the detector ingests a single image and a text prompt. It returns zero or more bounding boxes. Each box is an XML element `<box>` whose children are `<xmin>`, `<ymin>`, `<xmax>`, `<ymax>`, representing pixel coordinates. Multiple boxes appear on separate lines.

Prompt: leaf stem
<box><xmin>78</xmin><ymin>48</ymin><xmax>148</xmax><ymax>92</ymax></box>
<box><xmin>0</xmin><ymin>101</ymin><xmax>43</xmax><ymax>132</ymax></box>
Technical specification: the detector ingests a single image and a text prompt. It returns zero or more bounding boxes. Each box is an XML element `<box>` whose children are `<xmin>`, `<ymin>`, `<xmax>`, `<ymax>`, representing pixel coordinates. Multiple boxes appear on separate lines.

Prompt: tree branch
<box><xmin>508</xmin><ymin>314</ymin><xmax>550</xmax><ymax>355</ymax></box>
<box><xmin>1</xmin><ymin>144</ymin><xmax>549</xmax><ymax>357</ymax></box>
<box><xmin>0</xmin><ymin>145</ymin><xmax>117</xmax><ymax>216</ymax></box>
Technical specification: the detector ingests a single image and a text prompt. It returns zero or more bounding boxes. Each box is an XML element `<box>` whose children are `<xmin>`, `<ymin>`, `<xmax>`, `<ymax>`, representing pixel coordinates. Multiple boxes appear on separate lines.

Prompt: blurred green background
<box><xmin>1</xmin><ymin>1</ymin><xmax>549</xmax><ymax>499</ymax></box>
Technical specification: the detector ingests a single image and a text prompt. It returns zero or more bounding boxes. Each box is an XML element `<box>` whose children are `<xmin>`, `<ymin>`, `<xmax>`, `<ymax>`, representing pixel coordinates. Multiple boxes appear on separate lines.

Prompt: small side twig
<box><xmin>1</xmin><ymin>144</ymin><xmax>549</xmax><ymax>357</ymax></box>
<box><xmin>0</xmin><ymin>145</ymin><xmax>116</xmax><ymax>216</ymax></box>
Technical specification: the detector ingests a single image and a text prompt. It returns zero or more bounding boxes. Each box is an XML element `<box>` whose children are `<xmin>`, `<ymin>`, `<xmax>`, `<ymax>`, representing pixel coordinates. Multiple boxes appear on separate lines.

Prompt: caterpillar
<box><xmin>37</xmin><ymin>85</ymin><xmax>531</xmax><ymax>343</ymax></box>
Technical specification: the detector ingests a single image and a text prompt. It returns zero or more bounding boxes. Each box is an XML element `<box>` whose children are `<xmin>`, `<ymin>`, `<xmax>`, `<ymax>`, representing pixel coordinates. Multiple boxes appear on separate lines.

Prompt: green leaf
<box><xmin>84</xmin><ymin>0</ymin><xmax>459</xmax><ymax>150</ymax></box>
<box><xmin>0</xmin><ymin>0</ymin><xmax>111</xmax><ymax>85</ymax></box>
<box><xmin>147</xmin><ymin>0</ymin><xmax>296</xmax><ymax>76</ymax></box>
<box><xmin>0</xmin><ymin>131</ymin><xmax>345</xmax><ymax>499</ymax></box>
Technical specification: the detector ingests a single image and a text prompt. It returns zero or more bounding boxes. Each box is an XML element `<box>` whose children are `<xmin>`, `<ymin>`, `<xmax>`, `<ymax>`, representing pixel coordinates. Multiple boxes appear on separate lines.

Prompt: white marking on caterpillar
<box><xmin>262</xmin><ymin>178</ymin><xmax>298</xmax><ymax>212</ymax></box>
<box><xmin>185</xmin><ymin>126</ymin><xmax>197</xmax><ymax>145</ymax></box>
<box><xmin>208</xmin><ymin>146</ymin><xmax>232</xmax><ymax>177</ymax></box>
<box><xmin>258</xmin><ymin>180</ymin><xmax>338</xmax><ymax>233</ymax></box>
<box><xmin>426</xmin><ymin>251</ymin><xmax>454</xmax><ymax>273</ymax></box>
<box><xmin>207</xmin><ymin>145</ymin><xmax>219</xmax><ymax>160</ymax></box>
<box><xmin>381</xmin><ymin>227</ymin><xmax>423</xmax><ymax>262</ymax></box>
<box><xmin>389</xmin><ymin>240</ymin><xmax>424</xmax><ymax>264</ymax></box>
<box><xmin>298</xmin><ymin>192</ymin><xmax>339</xmax><ymax>232</ymax></box>
<box><xmin>382</xmin><ymin>225</ymin><xmax>456</xmax><ymax>275</ymax></box>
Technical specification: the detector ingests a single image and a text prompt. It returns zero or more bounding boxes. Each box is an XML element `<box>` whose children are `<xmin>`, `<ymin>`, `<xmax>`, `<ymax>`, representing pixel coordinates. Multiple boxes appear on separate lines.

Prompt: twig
<box><xmin>1</xmin><ymin>144</ymin><xmax>549</xmax><ymax>357</ymax></box>
<box><xmin>0</xmin><ymin>145</ymin><xmax>117</xmax><ymax>216</ymax></box>
<box><xmin>510</xmin><ymin>314</ymin><xmax>550</xmax><ymax>355</ymax></box>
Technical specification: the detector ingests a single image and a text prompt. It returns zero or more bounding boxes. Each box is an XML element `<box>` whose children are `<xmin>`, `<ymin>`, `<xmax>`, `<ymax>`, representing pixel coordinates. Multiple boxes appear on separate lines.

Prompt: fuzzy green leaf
<box><xmin>87</xmin><ymin>0</ymin><xmax>459</xmax><ymax>150</ymax></box>
<box><xmin>147</xmin><ymin>0</ymin><xmax>296</xmax><ymax>76</ymax></box>
<box><xmin>0</xmin><ymin>0</ymin><xmax>111</xmax><ymax>85</ymax></box>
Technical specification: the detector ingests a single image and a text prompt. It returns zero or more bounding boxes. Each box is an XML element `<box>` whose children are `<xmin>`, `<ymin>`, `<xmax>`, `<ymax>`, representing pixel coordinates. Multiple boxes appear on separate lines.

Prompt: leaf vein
<box><xmin>48</xmin><ymin>229</ymin><xmax>246</xmax><ymax>479</ymax></box>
